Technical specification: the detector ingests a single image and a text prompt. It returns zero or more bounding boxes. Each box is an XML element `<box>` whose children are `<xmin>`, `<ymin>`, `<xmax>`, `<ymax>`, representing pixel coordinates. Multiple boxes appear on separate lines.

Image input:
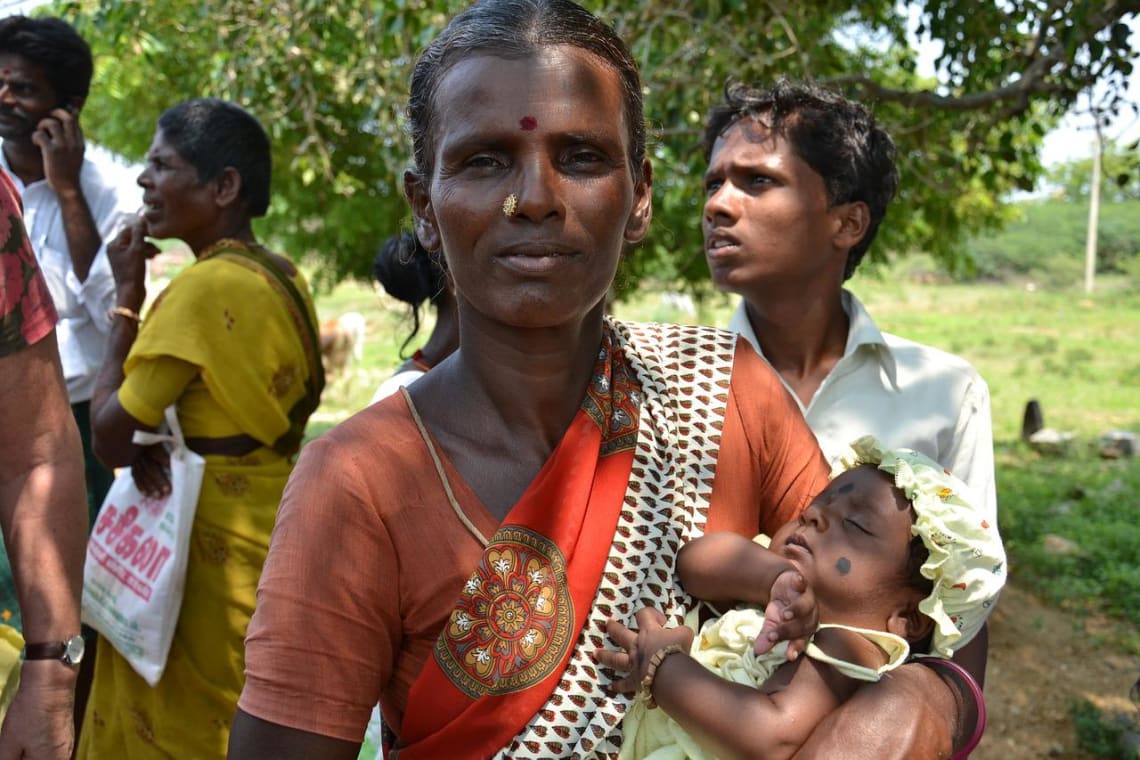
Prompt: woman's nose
<box><xmin>512</xmin><ymin>156</ymin><xmax>562</xmax><ymax>222</ymax></box>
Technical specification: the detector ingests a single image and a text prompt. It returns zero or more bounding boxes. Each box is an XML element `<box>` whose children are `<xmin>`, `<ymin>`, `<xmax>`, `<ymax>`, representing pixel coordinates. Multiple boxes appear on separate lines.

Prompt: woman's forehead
<box><xmin>431</xmin><ymin>47</ymin><xmax>627</xmax><ymax>138</ymax></box>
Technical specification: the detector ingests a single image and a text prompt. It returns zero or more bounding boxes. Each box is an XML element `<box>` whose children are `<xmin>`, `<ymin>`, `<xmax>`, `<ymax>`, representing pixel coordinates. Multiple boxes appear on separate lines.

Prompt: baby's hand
<box><xmin>595</xmin><ymin>607</ymin><xmax>694</xmax><ymax>694</ymax></box>
<box><xmin>754</xmin><ymin>569</ymin><xmax>818</xmax><ymax>660</ymax></box>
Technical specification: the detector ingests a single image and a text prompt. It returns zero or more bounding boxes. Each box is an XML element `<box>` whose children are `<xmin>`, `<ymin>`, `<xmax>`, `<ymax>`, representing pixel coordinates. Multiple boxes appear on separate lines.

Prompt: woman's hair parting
<box><xmin>406</xmin><ymin>0</ymin><xmax>646</xmax><ymax>185</ymax></box>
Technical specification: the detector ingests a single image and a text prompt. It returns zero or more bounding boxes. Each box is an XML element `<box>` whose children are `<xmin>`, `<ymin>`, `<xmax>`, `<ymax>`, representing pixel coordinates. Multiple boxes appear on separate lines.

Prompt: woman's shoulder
<box><xmin>304</xmin><ymin>393</ymin><xmax>419</xmax><ymax>463</ymax></box>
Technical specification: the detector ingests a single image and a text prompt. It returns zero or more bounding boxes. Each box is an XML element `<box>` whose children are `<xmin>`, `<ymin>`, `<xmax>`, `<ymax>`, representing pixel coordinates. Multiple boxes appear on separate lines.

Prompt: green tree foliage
<box><xmin>49</xmin><ymin>0</ymin><xmax>1140</xmax><ymax>292</ymax></box>
<box><xmin>1048</xmin><ymin>138</ymin><xmax>1140</xmax><ymax>202</ymax></box>
<box><xmin>968</xmin><ymin>197</ymin><xmax>1140</xmax><ymax>281</ymax></box>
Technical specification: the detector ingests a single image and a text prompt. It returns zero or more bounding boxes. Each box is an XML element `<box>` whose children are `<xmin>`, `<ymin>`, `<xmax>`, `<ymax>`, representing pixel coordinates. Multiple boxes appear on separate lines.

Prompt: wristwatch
<box><xmin>24</xmin><ymin>634</ymin><xmax>85</xmax><ymax>667</ymax></box>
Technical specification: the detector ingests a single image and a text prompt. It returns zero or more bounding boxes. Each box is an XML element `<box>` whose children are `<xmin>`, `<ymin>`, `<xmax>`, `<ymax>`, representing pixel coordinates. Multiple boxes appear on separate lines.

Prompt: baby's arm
<box><xmin>602</xmin><ymin>613</ymin><xmax>879</xmax><ymax>760</ymax></box>
<box><xmin>678</xmin><ymin>532</ymin><xmax>817</xmax><ymax>656</ymax></box>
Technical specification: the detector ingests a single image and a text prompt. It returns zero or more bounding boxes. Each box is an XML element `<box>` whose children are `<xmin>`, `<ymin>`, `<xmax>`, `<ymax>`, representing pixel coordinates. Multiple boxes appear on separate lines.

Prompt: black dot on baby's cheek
<box><xmin>836</xmin><ymin>557</ymin><xmax>851</xmax><ymax>575</ymax></box>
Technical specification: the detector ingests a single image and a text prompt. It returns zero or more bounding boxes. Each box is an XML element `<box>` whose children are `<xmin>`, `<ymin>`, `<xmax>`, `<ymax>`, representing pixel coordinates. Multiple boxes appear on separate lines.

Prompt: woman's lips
<box><xmin>496</xmin><ymin>246</ymin><xmax>579</xmax><ymax>275</ymax></box>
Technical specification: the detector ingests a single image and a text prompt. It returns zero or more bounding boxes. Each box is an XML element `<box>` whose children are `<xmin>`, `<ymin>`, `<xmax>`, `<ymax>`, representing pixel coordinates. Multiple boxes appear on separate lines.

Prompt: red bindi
<box><xmin>519</xmin><ymin>116</ymin><xmax>538</xmax><ymax>131</ymax></box>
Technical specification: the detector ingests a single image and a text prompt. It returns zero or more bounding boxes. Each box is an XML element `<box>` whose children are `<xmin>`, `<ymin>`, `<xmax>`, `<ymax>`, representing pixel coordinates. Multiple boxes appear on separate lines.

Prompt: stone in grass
<box><xmin>1042</xmin><ymin>533</ymin><xmax>1084</xmax><ymax>557</ymax></box>
<box><xmin>1099</xmin><ymin>430</ymin><xmax>1138</xmax><ymax>459</ymax></box>
<box><xmin>1028</xmin><ymin>428</ymin><xmax>1076</xmax><ymax>456</ymax></box>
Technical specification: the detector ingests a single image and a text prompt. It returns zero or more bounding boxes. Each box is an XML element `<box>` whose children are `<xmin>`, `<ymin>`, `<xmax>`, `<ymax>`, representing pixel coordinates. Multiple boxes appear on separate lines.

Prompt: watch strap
<box><xmin>23</xmin><ymin>640</ymin><xmax>67</xmax><ymax>660</ymax></box>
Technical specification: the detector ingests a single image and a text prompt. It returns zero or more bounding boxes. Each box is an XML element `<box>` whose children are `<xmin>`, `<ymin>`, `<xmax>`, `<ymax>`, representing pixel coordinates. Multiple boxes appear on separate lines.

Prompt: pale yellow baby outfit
<box><xmin>619</xmin><ymin>606</ymin><xmax>909</xmax><ymax>760</ymax></box>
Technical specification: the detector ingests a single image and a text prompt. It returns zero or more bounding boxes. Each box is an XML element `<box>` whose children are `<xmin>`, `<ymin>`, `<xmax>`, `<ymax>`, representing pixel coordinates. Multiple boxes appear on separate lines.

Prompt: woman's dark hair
<box><xmin>0</xmin><ymin>16</ymin><xmax>93</xmax><ymax>103</ymax></box>
<box><xmin>157</xmin><ymin>98</ymin><xmax>272</xmax><ymax>217</ymax></box>
<box><xmin>373</xmin><ymin>232</ymin><xmax>448</xmax><ymax>356</ymax></box>
<box><xmin>407</xmin><ymin>0</ymin><xmax>646</xmax><ymax>185</ymax></box>
<box><xmin>702</xmin><ymin>79</ymin><xmax>898</xmax><ymax>280</ymax></box>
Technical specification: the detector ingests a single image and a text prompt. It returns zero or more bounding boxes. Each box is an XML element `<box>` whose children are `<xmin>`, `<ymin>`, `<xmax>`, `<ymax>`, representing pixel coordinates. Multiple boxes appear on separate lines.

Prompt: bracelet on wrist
<box><xmin>637</xmin><ymin>643</ymin><xmax>685</xmax><ymax>709</ymax></box>
<box><xmin>108</xmin><ymin>306</ymin><xmax>142</xmax><ymax>324</ymax></box>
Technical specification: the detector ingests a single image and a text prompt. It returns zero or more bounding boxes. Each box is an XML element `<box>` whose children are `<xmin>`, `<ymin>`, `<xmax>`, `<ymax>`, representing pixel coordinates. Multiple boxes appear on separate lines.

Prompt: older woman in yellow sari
<box><xmin>82</xmin><ymin>98</ymin><xmax>323</xmax><ymax>758</ymax></box>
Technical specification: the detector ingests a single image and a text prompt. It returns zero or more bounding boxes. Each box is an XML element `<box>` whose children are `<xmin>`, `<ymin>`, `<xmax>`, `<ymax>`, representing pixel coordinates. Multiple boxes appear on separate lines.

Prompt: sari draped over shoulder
<box><xmin>78</xmin><ymin>240</ymin><xmax>323</xmax><ymax>759</ymax></box>
<box><xmin>394</xmin><ymin>319</ymin><xmax>740</xmax><ymax>759</ymax></box>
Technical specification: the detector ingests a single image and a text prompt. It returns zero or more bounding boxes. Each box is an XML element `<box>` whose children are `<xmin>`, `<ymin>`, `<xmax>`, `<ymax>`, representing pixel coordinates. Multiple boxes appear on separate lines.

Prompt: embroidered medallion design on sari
<box><xmin>438</xmin><ymin>527</ymin><xmax>573</xmax><ymax>697</ymax></box>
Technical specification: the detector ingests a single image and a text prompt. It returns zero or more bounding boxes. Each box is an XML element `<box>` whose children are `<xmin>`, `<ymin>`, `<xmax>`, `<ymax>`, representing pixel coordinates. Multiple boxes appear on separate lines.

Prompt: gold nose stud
<box><xmin>502</xmin><ymin>193</ymin><xmax>518</xmax><ymax>218</ymax></box>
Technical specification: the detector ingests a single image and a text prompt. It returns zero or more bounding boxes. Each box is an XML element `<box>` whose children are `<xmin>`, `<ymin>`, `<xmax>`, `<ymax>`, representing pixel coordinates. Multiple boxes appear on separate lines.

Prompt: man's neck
<box><xmin>743</xmin><ymin>291</ymin><xmax>850</xmax><ymax>408</ymax></box>
<box><xmin>1</xmin><ymin>140</ymin><xmax>46</xmax><ymax>186</ymax></box>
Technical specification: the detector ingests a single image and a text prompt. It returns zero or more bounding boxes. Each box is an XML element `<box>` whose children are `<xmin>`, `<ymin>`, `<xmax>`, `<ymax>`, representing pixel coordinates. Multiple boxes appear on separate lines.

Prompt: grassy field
<box><xmin>309</xmin><ymin>272</ymin><xmax>1140</xmax><ymax>638</ymax></box>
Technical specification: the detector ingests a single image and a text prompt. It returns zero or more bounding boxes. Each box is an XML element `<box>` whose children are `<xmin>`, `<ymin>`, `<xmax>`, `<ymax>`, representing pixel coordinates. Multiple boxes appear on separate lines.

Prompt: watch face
<box><xmin>64</xmin><ymin>635</ymin><xmax>85</xmax><ymax>665</ymax></box>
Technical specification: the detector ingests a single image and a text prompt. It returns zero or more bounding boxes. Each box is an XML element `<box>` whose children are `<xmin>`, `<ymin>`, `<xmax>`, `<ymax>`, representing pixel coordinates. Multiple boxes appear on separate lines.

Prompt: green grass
<box><xmin>308</xmin><ymin>273</ymin><xmax>1140</xmax><ymax>639</ymax></box>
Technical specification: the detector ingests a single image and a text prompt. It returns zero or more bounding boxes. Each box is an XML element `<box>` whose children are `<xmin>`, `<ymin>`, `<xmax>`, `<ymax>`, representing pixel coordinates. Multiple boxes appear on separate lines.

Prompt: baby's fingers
<box><xmin>594</xmin><ymin>647</ymin><xmax>631</xmax><ymax>673</ymax></box>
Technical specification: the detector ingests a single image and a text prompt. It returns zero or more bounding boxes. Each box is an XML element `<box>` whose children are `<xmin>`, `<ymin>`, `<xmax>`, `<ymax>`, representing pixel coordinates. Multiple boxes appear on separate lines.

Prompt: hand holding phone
<box><xmin>33</xmin><ymin>103</ymin><xmax>85</xmax><ymax>194</ymax></box>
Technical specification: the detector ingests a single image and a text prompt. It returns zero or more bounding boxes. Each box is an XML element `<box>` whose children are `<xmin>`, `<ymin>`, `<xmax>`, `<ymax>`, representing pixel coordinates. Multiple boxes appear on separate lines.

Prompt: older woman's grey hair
<box><xmin>157</xmin><ymin>98</ymin><xmax>272</xmax><ymax>217</ymax></box>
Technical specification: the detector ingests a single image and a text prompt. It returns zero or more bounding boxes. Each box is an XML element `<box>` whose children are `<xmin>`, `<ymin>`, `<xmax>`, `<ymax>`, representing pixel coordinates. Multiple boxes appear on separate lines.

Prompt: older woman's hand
<box><xmin>107</xmin><ymin>218</ymin><xmax>159</xmax><ymax>308</ymax></box>
<box><xmin>131</xmin><ymin>443</ymin><xmax>172</xmax><ymax>500</ymax></box>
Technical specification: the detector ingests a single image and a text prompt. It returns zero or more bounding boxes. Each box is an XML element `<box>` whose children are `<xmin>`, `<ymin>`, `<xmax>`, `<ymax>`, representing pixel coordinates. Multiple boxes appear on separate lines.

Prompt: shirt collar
<box><xmin>841</xmin><ymin>289</ymin><xmax>899</xmax><ymax>390</ymax></box>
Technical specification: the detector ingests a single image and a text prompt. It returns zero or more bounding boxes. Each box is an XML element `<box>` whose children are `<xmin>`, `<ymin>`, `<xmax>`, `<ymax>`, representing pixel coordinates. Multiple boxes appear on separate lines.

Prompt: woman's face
<box><xmin>408</xmin><ymin>46</ymin><xmax>652</xmax><ymax>330</ymax></box>
<box><xmin>137</xmin><ymin>128</ymin><xmax>220</xmax><ymax>253</ymax></box>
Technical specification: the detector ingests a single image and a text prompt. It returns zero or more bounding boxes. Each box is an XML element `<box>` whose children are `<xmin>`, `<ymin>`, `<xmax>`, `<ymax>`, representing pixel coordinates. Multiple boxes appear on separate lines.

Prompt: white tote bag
<box><xmin>81</xmin><ymin>405</ymin><xmax>205</xmax><ymax>686</ymax></box>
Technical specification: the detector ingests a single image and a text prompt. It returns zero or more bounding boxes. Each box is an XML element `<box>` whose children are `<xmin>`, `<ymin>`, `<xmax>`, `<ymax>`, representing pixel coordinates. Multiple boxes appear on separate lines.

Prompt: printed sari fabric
<box><xmin>395</xmin><ymin>321</ymin><xmax>743</xmax><ymax>759</ymax></box>
<box><xmin>0</xmin><ymin>168</ymin><xmax>56</xmax><ymax>358</ymax></box>
<box><xmin>77</xmin><ymin>240</ymin><xmax>322</xmax><ymax>759</ymax></box>
<box><xmin>237</xmin><ymin>318</ymin><xmax>825</xmax><ymax>751</ymax></box>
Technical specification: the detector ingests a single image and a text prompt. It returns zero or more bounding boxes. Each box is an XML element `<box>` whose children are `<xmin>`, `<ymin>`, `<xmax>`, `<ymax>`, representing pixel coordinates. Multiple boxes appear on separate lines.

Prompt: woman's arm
<box><xmin>0</xmin><ymin>332</ymin><xmax>87</xmax><ymax>760</ymax></box>
<box><xmin>228</xmin><ymin>709</ymin><xmax>360</xmax><ymax>760</ymax></box>
<box><xmin>90</xmin><ymin>220</ymin><xmax>159</xmax><ymax>468</ymax></box>
<box><xmin>793</xmin><ymin>662</ymin><xmax>959</xmax><ymax>759</ymax></box>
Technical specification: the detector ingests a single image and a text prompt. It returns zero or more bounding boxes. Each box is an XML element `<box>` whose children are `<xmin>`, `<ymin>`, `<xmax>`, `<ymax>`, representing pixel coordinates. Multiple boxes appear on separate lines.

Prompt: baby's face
<box><xmin>770</xmin><ymin>465</ymin><xmax>917</xmax><ymax>628</ymax></box>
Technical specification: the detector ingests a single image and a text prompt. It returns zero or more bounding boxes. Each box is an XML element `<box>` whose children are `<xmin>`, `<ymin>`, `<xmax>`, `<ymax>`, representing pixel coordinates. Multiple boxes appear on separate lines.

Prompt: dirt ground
<box><xmin>975</xmin><ymin>582</ymin><xmax>1140</xmax><ymax>759</ymax></box>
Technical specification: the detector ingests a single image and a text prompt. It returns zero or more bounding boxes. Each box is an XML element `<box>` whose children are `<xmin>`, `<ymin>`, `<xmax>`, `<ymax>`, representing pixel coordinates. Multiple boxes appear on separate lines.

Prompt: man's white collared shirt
<box><xmin>1</xmin><ymin>147</ymin><xmax>139</xmax><ymax>402</ymax></box>
<box><xmin>728</xmin><ymin>290</ymin><xmax>997</xmax><ymax>521</ymax></box>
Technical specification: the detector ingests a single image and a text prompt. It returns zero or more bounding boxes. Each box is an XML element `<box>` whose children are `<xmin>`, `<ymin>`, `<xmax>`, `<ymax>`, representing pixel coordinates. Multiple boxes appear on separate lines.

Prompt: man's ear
<box><xmin>624</xmin><ymin>159</ymin><xmax>654</xmax><ymax>244</ymax></box>
<box><xmin>887</xmin><ymin>598</ymin><xmax>934</xmax><ymax>643</ymax></box>
<box><xmin>214</xmin><ymin>167</ymin><xmax>243</xmax><ymax>209</ymax></box>
<box><xmin>404</xmin><ymin>169</ymin><xmax>441</xmax><ymax>253</ymax></box>
<box><xmin>831</xmin><ymin>200</ymin><xmax>870</xmax><ymax>253</ymax></box>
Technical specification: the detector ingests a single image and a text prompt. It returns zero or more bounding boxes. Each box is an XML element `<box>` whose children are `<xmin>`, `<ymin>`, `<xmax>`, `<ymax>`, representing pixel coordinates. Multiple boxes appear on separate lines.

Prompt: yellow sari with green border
<box><xmin>78</xmin><ymin>239</ymin><xmax>323</xmax><ymax>759</ymax></box>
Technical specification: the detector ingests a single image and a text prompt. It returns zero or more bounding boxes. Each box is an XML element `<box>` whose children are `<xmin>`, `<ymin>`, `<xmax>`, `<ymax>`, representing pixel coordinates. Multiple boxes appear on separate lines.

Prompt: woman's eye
<box><xmin>750</xmin><ymin>174</ymin><xmax>772</xmax><ymax>188</ymax></box>
<box><xmin>704</xmin><ymin>178</ymin><xmax>723</xmax><ymax>195</ymax></box>
<box><xmin>467</xmin><ymin>155</ymin><xmax>499</xmax><ymax>168</ymax></box>
<box><xmin>565</xmin><ymin>149</ymin><xmax>607</xmax><ymax>171</ymax></box>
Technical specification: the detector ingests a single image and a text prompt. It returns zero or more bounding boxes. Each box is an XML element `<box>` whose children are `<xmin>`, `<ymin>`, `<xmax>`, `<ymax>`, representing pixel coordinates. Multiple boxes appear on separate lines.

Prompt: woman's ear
<box><xmin>887</xmin><ymin>598</ymin><xmax>934</xmax><ymax>644</ymax></box>
<box><xmin>830</xmin><ymin>200</ymin><xmax>870</xmax><ymax>253</ymax></box>
<box><xmin>404</xmin><ymin>169</ymin><xmax>441</xmax><ymax>252</ymax></box>
<box><xmin>214</xmin><ymin>167</ymin><xmax>243</xmax><ymax>209</ymax></box>
<box><xmin>623</xmin><ymin>159</ymin><xmax>654</xmax><ymax>244</ymax></box>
